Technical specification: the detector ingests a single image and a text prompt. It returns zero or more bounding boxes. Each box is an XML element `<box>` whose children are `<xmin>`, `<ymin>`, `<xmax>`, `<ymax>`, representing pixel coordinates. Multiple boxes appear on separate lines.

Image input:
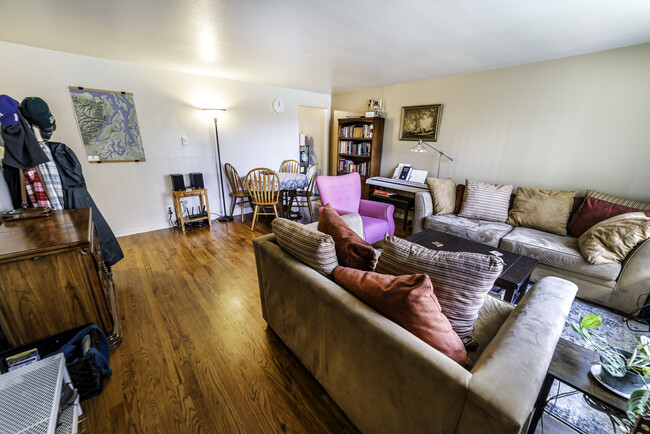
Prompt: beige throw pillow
<box><xmin>458</xmin><ymin>180</ymin><xmax>513</xmax><ymax>223</ymax></box>
<box><xmin>578</xmin><ymin>212</ymin><xmax>650</xmax><ymax>264</ymax></box>
<box><xmin>426</xmin><ymin>177</ymin><xmax>456</xmax><ymax>215</ymax></box>
<box><xmin>506</xmin><ymin>187</ymin><xmax>577</xmax><ymax>236</ymax></box>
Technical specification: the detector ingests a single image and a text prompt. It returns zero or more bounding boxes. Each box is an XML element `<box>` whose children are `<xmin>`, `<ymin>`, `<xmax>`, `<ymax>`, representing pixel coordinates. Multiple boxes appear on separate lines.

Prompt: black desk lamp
<box><xmin>410</xmin><ymin>139</ymin><xmax>454</xmax><ymax>178</ymax></box>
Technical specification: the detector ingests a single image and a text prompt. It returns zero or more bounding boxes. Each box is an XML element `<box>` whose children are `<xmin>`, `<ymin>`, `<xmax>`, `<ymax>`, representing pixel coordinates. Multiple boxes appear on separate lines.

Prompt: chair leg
<box><xmin>273</xmin><ymin>204</ymin><xmax>279</xmax><ymax>218</ymax></box>
<box><xmin>287</xmin><ymin>197</ymin><xmax>295</xmax><ymax>218</ymax></box>
<box><xmin>251</xmin><ymin>205</ymin><xmax>259</xmax><ymax>231</ymax></box>
<box><xmin>229</xmin><ymin>196</ymin><xmax>236</xmax><ymax>218</ymax></box>
<box><xmin>240</xmin><ymin>198</ymin><xmax>246</xmax><ymax>222</ymax></box>
<box><xmin>307</xmin><ymin>198</ymin><xmax>314</xmax><ymax>222</ymax></box>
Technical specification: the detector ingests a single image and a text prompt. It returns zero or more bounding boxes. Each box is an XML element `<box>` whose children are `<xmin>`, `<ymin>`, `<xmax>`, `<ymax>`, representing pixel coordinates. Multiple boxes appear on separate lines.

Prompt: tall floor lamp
<box><xmin>410</xmin><ymin>139</ymin><xmax>454</xmax><ymax>178</ymax></box>
<box><xmin>203</xmin><ymin>108</ymin><xmax>232</xmax><ymax>222</ymax></box>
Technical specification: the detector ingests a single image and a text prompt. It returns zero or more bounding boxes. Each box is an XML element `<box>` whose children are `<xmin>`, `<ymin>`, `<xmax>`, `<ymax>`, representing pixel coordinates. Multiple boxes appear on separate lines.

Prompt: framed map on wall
<box><xmin>68</xmin><ymin>86</ymin><xmax>146</xmax><ymax>163</ymax></box>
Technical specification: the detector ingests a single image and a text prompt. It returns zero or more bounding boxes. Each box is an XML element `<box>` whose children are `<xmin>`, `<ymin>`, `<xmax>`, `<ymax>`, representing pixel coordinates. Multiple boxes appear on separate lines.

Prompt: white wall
<box><xmin>333</xmin><ymin>43</ymin><xmax>650</xmax><ymax>202</ymax></box>
<box><xmin>0</xmin><ymin>41</ymin><xmax>330</xmax><ymax>235</ymax></box>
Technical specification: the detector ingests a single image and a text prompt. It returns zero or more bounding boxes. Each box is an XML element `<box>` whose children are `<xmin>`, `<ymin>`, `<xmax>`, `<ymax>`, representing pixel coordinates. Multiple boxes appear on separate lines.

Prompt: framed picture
<box><xmin>399</xmin><ymin>104</ymin><xmax>442</xmax><ymax>142</ymax></box>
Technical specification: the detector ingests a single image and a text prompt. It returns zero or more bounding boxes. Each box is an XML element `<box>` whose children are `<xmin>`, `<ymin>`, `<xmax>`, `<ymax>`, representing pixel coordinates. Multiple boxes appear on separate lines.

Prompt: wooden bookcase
<box><xmin>336</xmin><ymin>117</ymin><xmax>384</xmax><ymax>199</ymax></box>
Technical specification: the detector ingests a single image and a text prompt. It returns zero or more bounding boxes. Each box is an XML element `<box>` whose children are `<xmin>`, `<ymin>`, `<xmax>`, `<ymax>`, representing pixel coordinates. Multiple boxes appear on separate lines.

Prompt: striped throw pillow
<box><xmin>584</xmin><ymin>190</ymin><xmax>650</xmax><ymax>211</ymax></box>
<box><xmin>272</xmin><ymin>218</ymin><xmax>339</xmax><ymax>275</ymax></box>
<box><xmin>458</xmin><ymin>180</ymin><xmax>513</xmax><ymax>223</ymax></box>
<box><xmin>375</xmin><ymin>236</ymin><xmax>504</xmax><ymax>339</ymax></box>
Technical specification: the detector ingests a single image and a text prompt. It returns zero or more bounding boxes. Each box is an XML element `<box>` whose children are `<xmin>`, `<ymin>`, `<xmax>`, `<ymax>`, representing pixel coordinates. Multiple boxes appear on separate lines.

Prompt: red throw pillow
<box><xmin>333</xmin><ymin>266</ymin><xmax>472</xmax><ymax>369</ymax></box>
<box><xmin>318</xmin><ymin>203</ymin><xmax>376</xmax><ymax>271</ymax></box>
<box><xmin>453</xmin><ymin>184</ymin><xmax>464</xmax><ymax>214</ymax></box>
<box><xmin>569</xmin><ymin>197</ymin><xmax>650</xmax><ymax>237</ymax></box>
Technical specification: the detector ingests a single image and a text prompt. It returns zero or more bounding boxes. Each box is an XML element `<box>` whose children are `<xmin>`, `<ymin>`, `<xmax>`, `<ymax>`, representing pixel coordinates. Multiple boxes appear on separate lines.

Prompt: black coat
<box><xmin>47</xmin><ymin>142</ymin><xmax>124</xmax><ymax>267</ymax></box>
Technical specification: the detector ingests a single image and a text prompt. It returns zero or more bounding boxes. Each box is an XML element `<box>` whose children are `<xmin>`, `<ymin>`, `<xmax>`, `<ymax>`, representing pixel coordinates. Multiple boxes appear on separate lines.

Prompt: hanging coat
<box><xmin>46</xmin><ymin>141</ymin><xmax>124</xmax><ymax>267</ymax></box>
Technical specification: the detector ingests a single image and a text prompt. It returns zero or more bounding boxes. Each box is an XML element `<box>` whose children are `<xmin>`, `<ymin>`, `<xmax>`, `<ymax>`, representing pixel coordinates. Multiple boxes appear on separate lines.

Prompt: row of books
<box><xmin>339</xmin><ymin>141</ymin><xmax>371</xmax><ymax>156</ymax></box>
<box><xmin>340</xmin><ymin>124</ymin><xmax>374</xmax><ymax>139</ymax></box>
<box><xmin>373</xmin><ymin>189</ymin><xmax>396</xmax><ymax>197</ymax></box>
<box><xmin>338</xmin><ymin>159</ymin><xmax>369</xmax><ymax>176</ymax></box>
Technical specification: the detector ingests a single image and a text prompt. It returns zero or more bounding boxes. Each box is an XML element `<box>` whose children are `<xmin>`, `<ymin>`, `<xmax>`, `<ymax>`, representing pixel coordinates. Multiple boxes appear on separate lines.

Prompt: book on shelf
<box><xmin>373</xmin><ymin>189</ymin><xmax>396</xmax><ymax>197</ymax></box>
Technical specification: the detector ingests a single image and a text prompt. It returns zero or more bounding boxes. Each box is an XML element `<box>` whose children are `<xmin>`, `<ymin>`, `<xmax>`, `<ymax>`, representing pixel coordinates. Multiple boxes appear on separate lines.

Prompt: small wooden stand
<box><xmin>173</xmin><ymin>188</ymin><xmax>211</xmax><ymax>232</ymax></box>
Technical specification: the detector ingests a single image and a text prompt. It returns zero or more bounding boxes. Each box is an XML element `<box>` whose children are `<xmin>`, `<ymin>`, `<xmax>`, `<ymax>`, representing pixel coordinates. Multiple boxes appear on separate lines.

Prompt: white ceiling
<box><xmin>2</xmin><ymin>0</ymin><xmax>650</xmax><ymax>94</ymax></box>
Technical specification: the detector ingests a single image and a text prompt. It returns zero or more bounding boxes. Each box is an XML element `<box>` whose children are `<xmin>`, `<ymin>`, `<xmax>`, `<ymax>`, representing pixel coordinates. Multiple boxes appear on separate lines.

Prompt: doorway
<box><xmin>298</xmin><ymin>106</ymin><xmax>328</xmax><ymax>176</ymax></box>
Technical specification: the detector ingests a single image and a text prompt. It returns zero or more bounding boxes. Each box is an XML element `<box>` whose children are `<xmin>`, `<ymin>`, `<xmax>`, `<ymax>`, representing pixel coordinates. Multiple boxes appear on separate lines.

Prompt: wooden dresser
<box><xmin>0</xmin><ymin>208</ymin><xmax>122</xmax><ymax>350</ymax></box>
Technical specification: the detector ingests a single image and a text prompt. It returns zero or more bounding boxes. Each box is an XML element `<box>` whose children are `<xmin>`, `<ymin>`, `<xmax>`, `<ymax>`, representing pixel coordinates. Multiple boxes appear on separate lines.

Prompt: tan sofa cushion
<box><xmin>426</xmin><ymin>177</ymin><xmax>456</xmax><ymax>215</ymax></box>
<box><xmin>375</xmin><ymin>235</ymin><xmax>504</xmax><ymax>339</ymax></box>
<box><xmin>459</xmin><ymin>179</ymin><xmax>513</xmax><ymax>223</ymax></box>
<box><xmin>499</xmin><ymin>226</ymin><xmax>621</xmax><ymax>281</ymax></box>
<box><xmin>506</xmin><ymin>187</ymin><xmax>577</xmax><ymax>236</ymax></box>
<box><xmin>579</xmin><ymin>212</ymin><xmax>650</xmax><ymax>264</ymax></box>
<box><xmin>272</xmin><ymin>218</ymin><xmax>338</xmax><ymax>275</ymax></box>
<box><xmin>333</xmin><ymin>266</ymin><xmax>471</xmax><ymax>369</ymax></box>
<box><xmin>423</xmin><ymin>214</ymin><xmax>513</xmax><ymax>247</ymax></box>
<box><xmin>468</xmin><ymin>295</ymin><xmax>515</xmax><ymax>364</ymax></box>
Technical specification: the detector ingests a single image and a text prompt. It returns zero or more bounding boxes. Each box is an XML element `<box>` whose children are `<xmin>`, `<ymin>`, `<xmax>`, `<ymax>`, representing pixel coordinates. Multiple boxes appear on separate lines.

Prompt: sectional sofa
<box><xmin>253</xmin><ymin>214</ymin><xmax>578</xmax><ymax>433</ymax></box>
<box><xmin>413</xmin><ymin>188</ymin><xmax>650</xmax><ymax>314</ymax></box>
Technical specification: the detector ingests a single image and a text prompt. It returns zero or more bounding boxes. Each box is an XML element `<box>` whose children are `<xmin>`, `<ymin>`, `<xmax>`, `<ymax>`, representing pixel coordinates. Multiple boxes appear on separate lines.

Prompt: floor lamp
<box><xmin>410</xmin><ymin>139</ymin><xmax>454</xmax><ymax>178</ymax></box>
<box><xmin>203</xmin><ymin>108</ymin><xmax>232</xmax><ymax>222</ymax></box>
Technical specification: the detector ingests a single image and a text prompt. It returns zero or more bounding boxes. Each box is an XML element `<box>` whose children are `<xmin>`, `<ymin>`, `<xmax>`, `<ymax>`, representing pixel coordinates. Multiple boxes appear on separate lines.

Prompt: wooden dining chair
<box><xmin>286</xmin><ymin>163</ymin><xmax>318</xmax><ymax>222</ymax></box>
<box><xmin>279</xmin><ymin>159</ymin><xmax>301</xmax><ymax>173</ymax></box>
<box><xmin>224</xmin><ymin>163</ymin><xmax>251</xmax><ymax>222</ymax></box>
<box><xmin>244</xmin><ymin>168</ymin><xmax>281</xmax><ymax>231</ymax></box>
<box><xmin>278</xmin><ymin>159</ymin><xmax>301</xmax><ymax>211</ymax></box>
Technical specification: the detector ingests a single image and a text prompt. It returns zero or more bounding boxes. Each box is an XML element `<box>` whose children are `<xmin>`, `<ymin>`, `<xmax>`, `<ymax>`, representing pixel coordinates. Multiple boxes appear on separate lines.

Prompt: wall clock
<box><xmin>272</xmin><ymin>98</ymin><xmax>285</xmax><ymax>113</ymax></box>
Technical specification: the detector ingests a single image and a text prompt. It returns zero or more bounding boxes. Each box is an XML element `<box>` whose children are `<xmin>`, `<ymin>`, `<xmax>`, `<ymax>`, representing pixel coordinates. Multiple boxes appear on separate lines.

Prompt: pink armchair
<box><xmin>316</xmin><ymin>172</ymin><xmax>395</xmax><ymax>244</ymax></box>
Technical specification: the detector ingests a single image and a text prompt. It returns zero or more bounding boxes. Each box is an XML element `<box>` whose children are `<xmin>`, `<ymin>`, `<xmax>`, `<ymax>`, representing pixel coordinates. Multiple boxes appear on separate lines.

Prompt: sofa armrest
<box><xmin>456</xmin><ymin>277</ymin><xmax>578</xmax><ymax>433</ymax></box>
<box><xmin>413</xmin><ymin>191</ymin><xmax>434</xmax><ymax>234</ymax></box>
<box><xmin>609</xmin><ymin>238</ymin><xmax>650</xmax><ymax>314</ymax></box>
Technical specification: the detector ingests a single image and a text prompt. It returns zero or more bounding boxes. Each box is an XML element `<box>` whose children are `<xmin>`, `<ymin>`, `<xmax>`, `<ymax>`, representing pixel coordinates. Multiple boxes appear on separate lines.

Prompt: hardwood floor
<box><xmin>83</xmin><ymin>212</ymin><xmax>410</xmax><ymax>433</ymax></box>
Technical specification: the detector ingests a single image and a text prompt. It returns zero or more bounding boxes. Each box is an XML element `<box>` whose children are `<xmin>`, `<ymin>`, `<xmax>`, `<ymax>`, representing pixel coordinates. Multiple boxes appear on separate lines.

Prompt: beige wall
<box><xmin>0</xmin><ymin>41</ymin><xmax>330</xmax><ymax>235</ymax></box>
<box><xmin>333</xmin><ymin>43</ymin><xmax>650</xmax><ymax>201</ymax></box>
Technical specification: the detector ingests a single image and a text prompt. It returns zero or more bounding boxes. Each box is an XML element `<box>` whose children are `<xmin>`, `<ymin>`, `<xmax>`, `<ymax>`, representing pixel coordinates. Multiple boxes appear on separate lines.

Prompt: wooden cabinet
<box><xmin>0</xmin><ymin>208</ymin><xmax>122</xmax><ymax>350</ymax></box>
<box><xmin>336</xmin><ymin>117</ymin><xmax>384</xmax><ymax>199</ymax></box>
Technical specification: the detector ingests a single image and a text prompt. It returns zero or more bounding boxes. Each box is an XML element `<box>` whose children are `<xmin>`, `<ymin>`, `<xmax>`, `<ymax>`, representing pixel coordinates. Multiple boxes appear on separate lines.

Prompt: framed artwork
<box><xmin>69</xmin><ymin>86</ymin><xmax>146</xmax><ymax>163</ymax></box>
<box><xmin>399</xmin><ymin>104</ymin><xmax>442</xmax><ymax>142</ymax></box>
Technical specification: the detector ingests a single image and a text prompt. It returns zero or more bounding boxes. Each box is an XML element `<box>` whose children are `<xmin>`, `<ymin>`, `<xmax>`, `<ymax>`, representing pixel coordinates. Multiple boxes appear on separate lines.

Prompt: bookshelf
<box><xmin>336</xmin><ymin>117</ymin><xmax>384</xmax><ymax>199</ymax></box>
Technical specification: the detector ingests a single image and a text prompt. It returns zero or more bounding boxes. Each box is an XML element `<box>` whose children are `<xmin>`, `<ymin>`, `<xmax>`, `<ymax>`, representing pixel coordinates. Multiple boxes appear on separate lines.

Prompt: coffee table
<box><xmin>526</xmin><ymin>338</ymin><xmax>627</xmax><ymax>433</ymax></box>
<box><xmin>406</xmin><ymin>229</ymin><xmax>538</xmax><ymax>303</ymax></box>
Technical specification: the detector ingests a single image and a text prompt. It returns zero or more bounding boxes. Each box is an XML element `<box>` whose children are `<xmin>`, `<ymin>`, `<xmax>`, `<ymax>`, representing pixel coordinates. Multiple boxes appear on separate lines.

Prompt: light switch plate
<box><xmin>181</xmin><ymin>136</ymin><xmax>189</xmax><ymax>146</ymax></box>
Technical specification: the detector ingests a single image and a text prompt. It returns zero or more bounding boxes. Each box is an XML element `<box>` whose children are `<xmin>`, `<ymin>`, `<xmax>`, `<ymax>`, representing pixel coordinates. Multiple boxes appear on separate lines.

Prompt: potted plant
<box><xmin>569</xmin><ymin>313</ymin><xmax>650</xmax><ymax>424</ymax></box>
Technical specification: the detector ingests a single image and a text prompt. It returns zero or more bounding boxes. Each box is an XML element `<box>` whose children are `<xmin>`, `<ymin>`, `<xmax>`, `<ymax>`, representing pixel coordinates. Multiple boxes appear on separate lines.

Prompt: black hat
<box><xmin>20</xmin><ymin>97</ymin><xmax>56</xmax><ymax>133</ymax></box>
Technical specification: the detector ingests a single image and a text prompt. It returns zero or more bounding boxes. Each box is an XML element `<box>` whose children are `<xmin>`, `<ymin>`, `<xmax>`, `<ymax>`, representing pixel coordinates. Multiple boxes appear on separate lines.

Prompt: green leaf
<box><xmin>580</xmin><ymin>314</ymin><xmax>602</xmax><ymax>329</ymax></box>
<box><xmin>627</xmin><ymin>389</ymin><xmax>650</xmax><ymax>423</ymax></box>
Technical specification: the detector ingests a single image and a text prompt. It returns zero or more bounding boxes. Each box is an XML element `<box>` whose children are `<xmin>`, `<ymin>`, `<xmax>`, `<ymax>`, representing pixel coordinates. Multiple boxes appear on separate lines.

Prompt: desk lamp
<box><xmin>410</xmin><ymin>139</ymin><xmax>454</xmax><ymax>178</ymax></box>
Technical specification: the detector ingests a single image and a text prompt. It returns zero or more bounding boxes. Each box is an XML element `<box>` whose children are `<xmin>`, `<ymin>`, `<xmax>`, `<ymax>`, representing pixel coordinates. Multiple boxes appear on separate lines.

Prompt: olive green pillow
<box><xmin>506</xmin><ymin>187</ymin><xmax>577</xmax><ymax>236</ymax></box>
<box><xmin>579</xmin><ymin>213</ymin><xmax>650</xmax><ymax>264</ymax></box>
<box><xmin>426</xmin><ymin>177</ymin><xmax>456</xmax><ymax>215</ymax></box>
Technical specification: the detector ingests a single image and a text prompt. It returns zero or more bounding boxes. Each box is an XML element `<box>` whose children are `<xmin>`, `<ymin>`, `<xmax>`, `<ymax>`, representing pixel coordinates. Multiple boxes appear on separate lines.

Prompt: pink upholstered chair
<box><xmin>316</xmin><ymin>172</ymin><xmax>395</xmax><ymax>244</ymax></box>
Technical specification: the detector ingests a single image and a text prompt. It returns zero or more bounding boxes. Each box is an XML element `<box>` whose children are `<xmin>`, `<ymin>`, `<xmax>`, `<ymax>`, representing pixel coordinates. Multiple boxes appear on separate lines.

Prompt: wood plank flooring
<box><xmin>83</xmin><ymin>212</ymin><xmax>410</xmax><ymax>433</ymax></box>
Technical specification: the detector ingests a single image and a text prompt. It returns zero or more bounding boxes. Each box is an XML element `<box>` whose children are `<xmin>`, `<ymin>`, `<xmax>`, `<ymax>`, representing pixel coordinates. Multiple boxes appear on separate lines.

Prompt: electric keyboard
<box><xmin>367</xmin><ymin>177</ymin><xmax>428</xmax><ymax>189</ymax></box>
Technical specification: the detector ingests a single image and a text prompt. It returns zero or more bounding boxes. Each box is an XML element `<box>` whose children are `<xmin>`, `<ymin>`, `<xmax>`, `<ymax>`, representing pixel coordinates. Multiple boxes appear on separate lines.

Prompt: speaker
<box><xmin>170</xmin><ymin>174</ymin><xmax>185</xmax><ymax>191</ymax></box>
<box><xmin>190</xmin><ymin>172</ymin><xmax>204</xmax><ymax>189</ymax></box>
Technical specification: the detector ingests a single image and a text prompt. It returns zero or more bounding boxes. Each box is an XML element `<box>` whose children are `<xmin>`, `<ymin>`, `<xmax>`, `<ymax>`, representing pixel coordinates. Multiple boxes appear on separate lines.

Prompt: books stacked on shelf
<box><xmin>373</xmin><ymin>189</ymin><xmax>396</xmax><ymax>197</ymax></box>
<box><xmin>339</xmin><ymin>141</ymin><xmax>371</xmax><ymax>156</ymax></box>
<box><xmin>338</xmin><ymin>159</ymin><xmax>368</xmax><ymax>176</ymax></box>
<box><xmin>340</xmin><ymin>124</ymin><xmax>374</xmax><ymax>139</ymax></box>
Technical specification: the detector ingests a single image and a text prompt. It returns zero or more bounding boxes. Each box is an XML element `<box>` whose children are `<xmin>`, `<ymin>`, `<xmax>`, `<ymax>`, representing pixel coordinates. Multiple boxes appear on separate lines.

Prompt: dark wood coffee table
<box><xmin>527</xmin><ymin>338</ymin><xmax>627</xmax><ymax>433</ymax></box>
<box><xmin>406</xmin><ymin>229</ymin><xmax>538</xmax><ymax>303</ymax></box>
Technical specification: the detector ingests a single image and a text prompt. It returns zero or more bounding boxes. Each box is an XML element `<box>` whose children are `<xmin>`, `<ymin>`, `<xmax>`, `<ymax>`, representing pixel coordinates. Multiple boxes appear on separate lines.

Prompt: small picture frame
<box><xmin>399</xmin><ymin>104</ymin><xmax>442</xmax><ymax>142</ymax></box>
